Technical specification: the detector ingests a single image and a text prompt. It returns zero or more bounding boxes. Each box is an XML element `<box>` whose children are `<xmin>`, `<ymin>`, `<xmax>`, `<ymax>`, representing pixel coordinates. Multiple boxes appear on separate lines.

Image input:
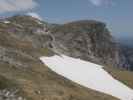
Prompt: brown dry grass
<box><xmin>105</xmin><ymin>67</ymin><xmax>133</xmax><ymax>89</ymax></box>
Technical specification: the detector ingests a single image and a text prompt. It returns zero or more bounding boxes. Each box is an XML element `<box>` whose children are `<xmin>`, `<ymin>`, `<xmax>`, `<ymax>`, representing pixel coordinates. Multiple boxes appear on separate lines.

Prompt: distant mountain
<box><xmin>117</xmin><ymin>36</ymin><xmax>133</xmax><ymax>48</ymax></box>
<box><xmin>116</xmin><ymin>36</ymin><xmax>133</xmax><ymax>70</ymax></box>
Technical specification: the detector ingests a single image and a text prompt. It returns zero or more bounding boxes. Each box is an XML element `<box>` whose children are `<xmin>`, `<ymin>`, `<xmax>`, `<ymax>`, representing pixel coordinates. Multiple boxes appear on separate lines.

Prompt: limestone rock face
<box><xmin>50</xmin><ymin>20</ymin><xmax>130</xmax><ymax>69</ymax></box>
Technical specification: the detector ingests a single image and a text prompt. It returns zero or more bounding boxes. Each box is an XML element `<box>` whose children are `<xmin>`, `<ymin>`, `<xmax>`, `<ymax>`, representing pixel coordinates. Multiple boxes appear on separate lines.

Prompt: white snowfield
<box><xmin>4</xmin><ymin>21</ymin><xmax>10</xmax><ymax>24</ymax></box>
<box><xmin>40</xmin><ymin>55</ymin><xmax>133</xmax><ymax>100</ymax></box>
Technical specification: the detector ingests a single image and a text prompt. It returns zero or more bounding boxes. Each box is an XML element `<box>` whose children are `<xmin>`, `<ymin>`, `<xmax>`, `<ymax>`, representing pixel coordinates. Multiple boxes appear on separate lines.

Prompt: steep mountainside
<box><xmin>0</xmin><ymin>15</ymin><xmax>117</xmax><ymax>100</ymax></box>
<box><xmin>120</xmin><ymin>45</ymin><xmax>133</xmax><ymax>70</ymax></box>
<box><xmin>50</xmin><ymin>20</ymin><xmax>130</xmax><ymax>70</ymax></box>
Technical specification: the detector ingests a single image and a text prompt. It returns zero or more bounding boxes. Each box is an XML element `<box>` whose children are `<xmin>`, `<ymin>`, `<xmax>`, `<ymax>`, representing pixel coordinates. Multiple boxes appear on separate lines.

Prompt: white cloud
<box><xmin>0</xmin><ymin>0</ymin><xmax>37</xmax><ymax>13</ymax></box>
<box><xmin>27</xmin><ymin>12</ymin><xmax>42</xmax><ymax>20</ymax></box>
<box><xmin>89</xmin><ymin>0</ymin><xmax>114</xmax><ymax>6</ymax></box>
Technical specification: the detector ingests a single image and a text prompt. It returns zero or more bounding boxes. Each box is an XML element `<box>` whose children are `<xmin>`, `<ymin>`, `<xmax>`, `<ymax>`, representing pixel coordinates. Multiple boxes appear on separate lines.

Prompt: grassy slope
<box><xmin>0</xmin><ymin>75</ymin><xmax>16</xmax><ymax>89</ymax></box>
<box><xmin>105</xmin><ymin>67</ymin><xmax>133</xmax><ymax>89</ymax></box>
<box><xmin>0</xmin><ymin>61</ymin><xmax>118</xmax><ymax>100</ymax></box>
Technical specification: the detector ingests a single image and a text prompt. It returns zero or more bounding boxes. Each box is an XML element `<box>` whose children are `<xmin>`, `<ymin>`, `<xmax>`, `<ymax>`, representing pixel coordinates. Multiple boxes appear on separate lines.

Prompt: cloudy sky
<box><xmin>0</xmin><ymin>0</ymin><xmax>133</xmax><ymax>38</ymax></box>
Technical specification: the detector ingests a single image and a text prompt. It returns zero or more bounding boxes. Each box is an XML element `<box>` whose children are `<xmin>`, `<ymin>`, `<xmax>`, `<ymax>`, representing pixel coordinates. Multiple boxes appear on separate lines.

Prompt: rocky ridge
<box><xmin>50</xmin><ymin>20</ymin><xmax>130</xmax><ymax>70</ymax></box>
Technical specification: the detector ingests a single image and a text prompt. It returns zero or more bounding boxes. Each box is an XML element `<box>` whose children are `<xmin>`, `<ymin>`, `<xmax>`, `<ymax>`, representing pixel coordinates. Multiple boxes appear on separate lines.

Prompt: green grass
<box><xmin>0</xmin><ymin>75</ymin><xmax>16</xmax><ymax>89</ymax></box>
<box><xmin>39</xmin><ymin>47</ymin><xmax>54</xmax><ymax>56</ymax></box>
<box><xmin>0</xmin><ymin>61</ymin><xmax>118</xmax><ymax>100</ymax></box>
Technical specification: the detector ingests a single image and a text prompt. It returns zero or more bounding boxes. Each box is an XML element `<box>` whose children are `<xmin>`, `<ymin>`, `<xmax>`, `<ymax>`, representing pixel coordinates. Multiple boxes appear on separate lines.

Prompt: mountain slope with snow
<box><xmin>0</xmin><ymin>15</ymin><xmax>118</xmax><ymax>100</ymax></box>
<box><xmin>40</xmin><ymin>55</ymin><xmax>133</xmax><ymax>100</ymax></box>
<box><xmin>0</xmin><ymin>15</ymin><xmax>133</xmax><ymax>100</ymax></box>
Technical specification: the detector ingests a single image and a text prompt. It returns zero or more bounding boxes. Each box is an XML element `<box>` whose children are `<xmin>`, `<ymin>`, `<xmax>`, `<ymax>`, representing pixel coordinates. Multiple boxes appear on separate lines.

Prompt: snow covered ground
<box><xmin>40</xmin><ymin>55</ymin><xmax>133</xmax><ymax>100</ymax></box>
<box><xmin>3</xmin><ymin>20</ymin><xmax>10</xmax><ymax>24</ymax></box>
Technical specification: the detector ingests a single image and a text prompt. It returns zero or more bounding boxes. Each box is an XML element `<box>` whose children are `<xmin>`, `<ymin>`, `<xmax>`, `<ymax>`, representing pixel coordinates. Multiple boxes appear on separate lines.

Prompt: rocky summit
<box><xmin>0</xmin><ymin>15</ymin><xmax>132</xmax><ymax>100</ymax></box>
<box><xmin>50</xmin><ymin>20</ymin><xmax>130</xmax><ymax>70</ymax></box>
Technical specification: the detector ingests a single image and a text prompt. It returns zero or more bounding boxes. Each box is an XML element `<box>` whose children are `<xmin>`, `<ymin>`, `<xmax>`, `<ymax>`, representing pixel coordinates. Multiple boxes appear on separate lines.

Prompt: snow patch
<box><xmin>40</xmin><ymin>55</ymin><xmax>133</xmax><ymax>100</ymax></box>
<box><xmin>4</xmin><ymin>21</ymin><xmax>10</xmax><ymax>24</ymax></box>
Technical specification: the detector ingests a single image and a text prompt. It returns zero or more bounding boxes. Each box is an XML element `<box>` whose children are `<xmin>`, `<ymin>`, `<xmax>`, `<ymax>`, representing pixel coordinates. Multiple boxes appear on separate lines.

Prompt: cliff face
<box><xmin>50</xmin><ymin>20</ymin><xmax>130</xmax><ymax>69</ymax></box>
<box><xmin>120</xmin><ymin>45</ymin><xmax>133</xmax><ymax>70</ymax></box>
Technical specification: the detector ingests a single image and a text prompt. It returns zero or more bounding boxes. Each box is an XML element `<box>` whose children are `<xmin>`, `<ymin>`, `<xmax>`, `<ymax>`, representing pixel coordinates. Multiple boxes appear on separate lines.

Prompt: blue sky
<box><xmin>0</xmin><ymin>0</ymin><xmax>133</xmax><ymax>38</ymax></box>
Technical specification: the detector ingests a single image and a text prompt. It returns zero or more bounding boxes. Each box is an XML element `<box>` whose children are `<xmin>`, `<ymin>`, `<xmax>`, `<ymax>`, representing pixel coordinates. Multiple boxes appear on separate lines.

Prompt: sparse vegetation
<box><xmin>105</xmin><ymin>67</ymin><xmax>133</xmax><ymax>88</ymax></box>
<box><xmin>0</xmin><ymin>75</ymin><xmax>14</xmax><ymax>89</ymax></box>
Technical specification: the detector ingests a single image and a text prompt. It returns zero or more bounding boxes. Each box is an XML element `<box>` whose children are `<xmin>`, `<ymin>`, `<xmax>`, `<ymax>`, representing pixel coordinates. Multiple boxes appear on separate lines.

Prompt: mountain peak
<box><xmin>50</xmin><ymin>20</ymin><xmax>130</xmax><ymax>69</ymax></box>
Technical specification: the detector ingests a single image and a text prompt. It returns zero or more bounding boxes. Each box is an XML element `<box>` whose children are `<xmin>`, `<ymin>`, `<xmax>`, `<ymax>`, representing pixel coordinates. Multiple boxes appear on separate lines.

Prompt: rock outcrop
<box><xmin>50</xmin><ymin>20</ymin><xmax>130</xmax><ymax>69</ymax></box>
